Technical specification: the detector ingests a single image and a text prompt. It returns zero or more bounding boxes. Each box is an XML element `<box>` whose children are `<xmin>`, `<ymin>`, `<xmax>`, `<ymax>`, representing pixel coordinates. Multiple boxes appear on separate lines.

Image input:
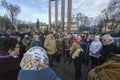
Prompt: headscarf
<box><xmin>20</xmin><ymin>46</ymin><xmax>49</xmax><ymax>70</ymax></box>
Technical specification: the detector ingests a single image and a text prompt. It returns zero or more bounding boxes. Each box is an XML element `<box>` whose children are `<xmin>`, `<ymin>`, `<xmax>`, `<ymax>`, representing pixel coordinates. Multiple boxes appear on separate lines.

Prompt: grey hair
<box><xmin>102</xmin><ymin>34</ymin><xmax>114</xmax><ymax>42</ymax></box>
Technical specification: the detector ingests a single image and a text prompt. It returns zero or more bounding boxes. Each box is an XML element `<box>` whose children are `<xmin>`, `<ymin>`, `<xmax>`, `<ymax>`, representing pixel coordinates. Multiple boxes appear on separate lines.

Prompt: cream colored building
<box><xmin>101</xmin><ymin>21</ymin><xmax>112</xmax><ymax>33</ymax></box>
<box><xmin>114</xmin><ymin>23</ymin><xmax>120</xmax><ymax>32</ymax></box>
<box><xmin>64</xmin><ymin>22</ymin><xmax>78</xmax><ymax>32</ymax></box>
<box><xmin>101</xmin><ymin>21</ymin><xmax>120</xmax><ymax>33</ymax></box>
<box><xmin>39</xmin><ymin>25</ymin><xmax>48</xmax><ymax>31</ymax></box>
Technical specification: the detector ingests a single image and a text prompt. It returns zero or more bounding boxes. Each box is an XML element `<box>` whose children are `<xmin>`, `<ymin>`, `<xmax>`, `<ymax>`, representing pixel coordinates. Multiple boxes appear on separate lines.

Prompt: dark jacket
<box><xmin>18</xmin><ymin>42</ymin><xmax>26</xmax><ymax>60</ymax></box>
<box><xmin>84</xmin><ymin>40</ymin><xmax>92</xmax><ymax>64</ymax></box>
<box><xmin>40</xmin><ymin>35</ymin><xmax>45</xmax><ymax>48</ymax></box>
<box><xmin>76</xmin><ymin>41</ymin><xmax>87</xmax><ymax>63</ymax></box>
<box><xmin>30</xmin><ymin>40</ymin><xmax>42</xmax><ymax>48</ymax></box>
<box><xmin>0</xmin><ymin>55</ymin><xmax>20</xmax><ymax>80</ymax></box>
<box><xmin>18</xmin><ymin>68</ymin><xmax>62</xmax><ymax>80</ymax></box>
<box><xmin>63</xmin><ymin>38</ymin><xmax>72</xmax><ymax>49</ymax></box>
<box><xmin>99</xmin><ymin>43</ymin><xmax>119</xmax><ymax>65</ymax></box>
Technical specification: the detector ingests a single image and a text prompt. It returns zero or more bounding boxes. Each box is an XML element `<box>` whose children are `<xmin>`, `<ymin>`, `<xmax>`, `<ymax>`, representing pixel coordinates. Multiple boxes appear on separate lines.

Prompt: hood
<box><xmin>18</xmin><ymin>68</ymin><xmax>61</xmax><ymax>80</ymax></box>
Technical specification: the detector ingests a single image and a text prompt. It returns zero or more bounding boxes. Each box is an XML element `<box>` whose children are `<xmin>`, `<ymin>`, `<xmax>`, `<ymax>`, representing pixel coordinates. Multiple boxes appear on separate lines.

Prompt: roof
<box><xmin>79</xmin><ymin>27</ymin><xmax>99</xmax><ymax>31</ymax></box>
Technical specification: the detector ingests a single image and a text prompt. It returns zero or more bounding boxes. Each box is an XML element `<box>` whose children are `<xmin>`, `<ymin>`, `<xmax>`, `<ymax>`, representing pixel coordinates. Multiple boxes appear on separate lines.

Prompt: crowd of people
<box><xmin>0</xmin><ymin>30</ymin><xmax>120</xmax><ymax>80</ymax></box>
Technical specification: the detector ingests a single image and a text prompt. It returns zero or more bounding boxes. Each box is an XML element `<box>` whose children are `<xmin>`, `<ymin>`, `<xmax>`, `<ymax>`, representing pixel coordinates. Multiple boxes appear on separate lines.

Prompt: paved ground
<box><xmin>52</xmin><ymin>60</ymin><xmax>92</xmax><ymax>80</ymax></box>
<box><xmin>52</xmin><ymin>62</ymin><xmax>75</xmax><ymax>80</ymax></box>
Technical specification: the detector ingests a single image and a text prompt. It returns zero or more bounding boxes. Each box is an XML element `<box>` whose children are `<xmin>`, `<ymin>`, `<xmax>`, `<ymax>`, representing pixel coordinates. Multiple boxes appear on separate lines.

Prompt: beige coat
<box><xmin>88</xmin><ymin>54</ymin><xmax>120</xmax><ymax>80</ymax></box>
<box><xmin>44</xmin><ymin>36</ymin><xmax>57</xmax><ymax>55</ymax></box>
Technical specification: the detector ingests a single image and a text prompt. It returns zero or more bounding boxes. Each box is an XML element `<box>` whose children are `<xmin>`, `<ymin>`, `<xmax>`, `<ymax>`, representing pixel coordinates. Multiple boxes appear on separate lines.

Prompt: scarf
<box><xmin>20</xmin><ymin>46</ymin><xmax>49</xmax><ymax>70</ymax></box>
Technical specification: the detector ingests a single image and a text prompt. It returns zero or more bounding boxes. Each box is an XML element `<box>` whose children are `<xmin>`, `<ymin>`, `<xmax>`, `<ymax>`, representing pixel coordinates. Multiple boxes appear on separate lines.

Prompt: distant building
<box><xmin>50</xmin><ymin>22</ymin><xmax>78</xmax><ymax>32</ymax></box>
<box><xmin>101</xmin><ymin>20</ymin><xmax>120</xmax><ymax>33</ymax></box>
<box><xmin>101</xmin><ymin>20</ymin><xmax>111</xmax><ymax>33</ymax></box>
<box><xmin>63</xmin><ymin>22</ymin><xmax>78</xmax><ymax>32</ymax></box>
<box><xmin>40</xmin><ymin>25</ymin><xmax>48</xmax><ymax>31</ymax></box>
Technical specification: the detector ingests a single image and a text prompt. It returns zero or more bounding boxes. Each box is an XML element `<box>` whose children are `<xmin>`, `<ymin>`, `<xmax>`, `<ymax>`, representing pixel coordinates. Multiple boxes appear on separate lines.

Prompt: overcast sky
<box><xmin>0</xmin><ymin>0</ymin><xmax>110</xmax><ymax>24</ymax></box>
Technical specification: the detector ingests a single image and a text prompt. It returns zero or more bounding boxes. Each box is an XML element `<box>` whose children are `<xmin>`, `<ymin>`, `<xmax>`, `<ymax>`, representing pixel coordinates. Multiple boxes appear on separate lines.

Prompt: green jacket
<box><xmin>22</xmin><ymin>39</ymin><xmax>30</xmax><ymax>51</ymax></box>
<box><xmin>56</xmin><ymin>38</ymin><xmax>64</xmax><ymax>54</ymax></box>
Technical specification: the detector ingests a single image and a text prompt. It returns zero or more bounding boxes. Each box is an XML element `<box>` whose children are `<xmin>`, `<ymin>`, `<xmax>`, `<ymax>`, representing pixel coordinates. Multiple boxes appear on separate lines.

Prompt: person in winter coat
<box><xmin>70</xmin><ymin>35</ymin><xmax>84</xmax><ymax>80</ymax></box>
<box><xmin>0</xmin><ymin>37</ymin><xmax>20</xmax><ymax>80</ymax></box>
<box><xmin>84</xmin><ymin>34</ymin><xmax>92</xmax><ymax>65</ymax></box>
<box><xmin>44</xmin><ymin>32</ymin><xmax>57</xmax><ymax>66</ymax></box>
<box><xmin>8</xmin><ymin>38</ymin><xmax>20</xmax><ymax>58</ymax></box>
<box><xmin>40</xmin><ymin>33</ymin><xmax>45</xmax><ymax>48</ymax></box>
<box><xmin>22</xmin><ymin>34</ymin><xmax>31</xmax><ymax>51</ymax></box>
<box><xmin>99</xmin><ymin>34</ymin><xmax>119</xmax><ymax>65</ymax></box>
<box><xmin>30</xmin><ymin>32</ymin><xmax>42</xmax><ymax>48</ymax></box>
<box><xmin>63</xmin><ymin>33</ymin><xmax>72</xmax><ymax>63</ymax></box>
<box><xmin>17</xmin><ymin>36</ymin><xmax>26</xmax><ymax>60</ymax></box>
<box><xmin>89</xmin><ymin>36</ymin><xmax>102</xmax><ymax>68</ymax></box>
<box><xmin>18</xmin><ymin>46</ymin><xmax>62</xmax><ymax>80</ymax></box>
<box><xmin>88</xmin><ymin>53</ymin><xmax>120</xmax><ymax>80</ymax></box>
<box><xmin>56</xmin><ymin>34</ymin><xmax>64</xmax><ymax>62</ymax></box>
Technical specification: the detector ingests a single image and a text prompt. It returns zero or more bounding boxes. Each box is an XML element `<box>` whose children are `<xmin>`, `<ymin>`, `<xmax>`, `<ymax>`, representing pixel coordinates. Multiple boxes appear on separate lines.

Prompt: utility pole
<box><xmin>55</xmin><ymin>0</ymin><xmax>58</xmax><ymax>31</ymax></box>
<box><xmin>61</xmin><ymin>0</ymin><xmax>65</xmax><ymax>32</ymax></box>
<box><xmin>67</xmin><ymin>0</ymin><xmax>72</xmax><ymax>33</ymax></box>
<box><xmin>48</xmin><ymin>0</ymin><xmax>51</xmax><ymax>31</ymax></box>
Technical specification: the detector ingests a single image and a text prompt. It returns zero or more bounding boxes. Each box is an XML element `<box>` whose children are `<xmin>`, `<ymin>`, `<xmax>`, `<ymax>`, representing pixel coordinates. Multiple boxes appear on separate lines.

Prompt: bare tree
<box><xmin>72</xmin><ymin>13</ymin><xmax>90</xmax><ymax>31</ymax></box>
<box><xmin>97</xmin><ymin>14</ymin><xmax>105</xmax><ymax>33</ymax></box>
<box><xmin>101</xmin><ymin>9</ymin><xmax>109</xmax><ymax>32</ymax></box>
<box><xmin>108</xmin><ymin>0</ymin><xmax>120</xmax><ymax>31</ymax></box>
<box><xmin>0</xmin><ymin>14</ymin><xmax>12</xmax><ymax>31</ymax></box>
<box><xmin>99</xmin><ymin>0</ymin><xmax>120</xmax><ymax>32</ymax></box>
<box><xmin>83</xmin><ymin>16</ymin><xmax>89</xmax><ymax>27</ymax></box>
<box><xmin>1</xmin><ymin>0</ymin><xmax>21</xmax><ymax>30</ymax></box>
